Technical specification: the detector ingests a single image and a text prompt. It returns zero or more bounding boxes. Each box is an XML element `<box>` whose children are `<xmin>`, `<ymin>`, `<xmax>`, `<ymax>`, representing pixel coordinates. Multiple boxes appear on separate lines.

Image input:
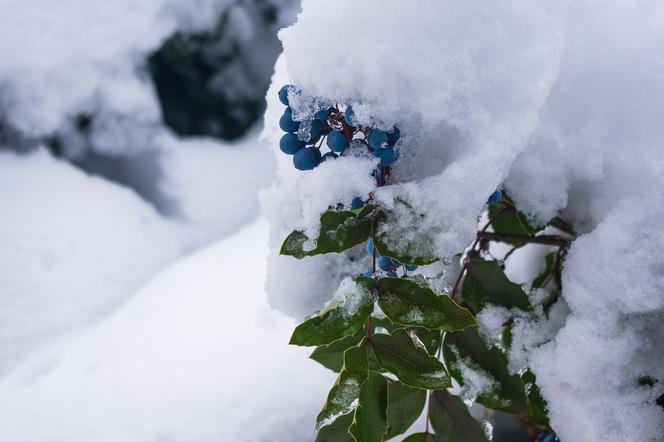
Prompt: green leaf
<box><xmin>385</xmin><ymin>381</ymin><xmax>427</xmax><ymax>439</ymax></box>
<box><xmin>358</xmin><ymin>277</ymin><xmax>476</xmax><ymax>331</ymax></box>
<box><xmin>521</xmin><ymin>370</ymin><xmax>550</xmax><ymax>426</ymax></box>
<box><xmin>416</xmin><ymin>328</ymin><xmax>443</xmax><ymax>356</ymax></box>
<box><xmin>531</xmin><ymin>252</ymin><xmax>557</xmax><ymax>290</ymax></box>
<box><xmin>462</xmin><ymin>260</ymin><xmax>531</xmax><ymax>312</ymax></box>
<box><xmin>290</xmin><ymin>280</ymin><xmax>375</xmax><ymax>347</ymax></box>
<box><xmin>317</xmin><ymin>345</ymin><xmax>369</xmax><ymax>429</ymax></box>
<box><xmin>310</xmin><ymin>329</ymin><xmax>365</xmax><ymax>372</ymax></box>
<box><xmin>402</xmin><ymin>433</ymin><xmax>439</xmax><ymax>442</ymax></box>
<box><xmin>443</xmin><ymin>328</ymin><xmax>528</xmax><ymax>414</ymax></box>
<box><xmin>316</xmin><ymin>412</ymin><xmax>354</xmax><ymax>442</ymax></box>
<box><xmin>370</xmin><ymin>329</ymin><xmax>451</xmax><ymax>390</ymax></box>
<box><xmin>373</xmin><ymin>234</ymin><xmax>439</xmax><ymax>266</ymax></box>
<box><xmin>349</xmin><ymin>373</ymin><xmax>389</xmax><ymax>442</ymax></box>
<box><xmin>428</xmin><ymin>390</ymin><xmax>489</xmax><ymax>442</ymax></box>
<box><xmin>280</xmin><ymin>206</ymin><xmax>374</xmax><ymax>259</ymax></box>
<box><xmin>488</xmin><ymin>199</ymin><xmax>542</xmax><ymax>238</ymax></box>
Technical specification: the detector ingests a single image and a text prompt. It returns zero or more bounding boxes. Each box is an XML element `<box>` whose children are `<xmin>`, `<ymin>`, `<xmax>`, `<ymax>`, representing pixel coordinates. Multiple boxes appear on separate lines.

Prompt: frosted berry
<box><xmin>368</xmin><ymin>129</ymin><xmax>388</xmax><ymax>150</ymax></box>
<box><xmin>278</xmin><ymin>84</ymin><xmax>294</xmax><ymax>106</ymax></box>
<box><xmin>378</xmin><ymin>256</ymin><xmax>398</xmax><ymax>272</ymax></box>
<box><xmin>387</xmin><ymin>127</ymin><xmax>400</xmax><ymax>146</ymax></box>
<box><xmin>280</xmin><ymin>133</ymin><xmax>304</xmax><ymax>155</ymax></box>
<box><xmin>351</xmin><ymin>197</ymin><xmax>364</xmax><ymax>210</ymax></box>
<box><xmin>385</xmin><ymin>271</ymin><xmax>398</xmax><ymax>278</ymax></box>
<box><xmin>293</xmin><ymin>147</ymin><xmax>321</xmax><ymax>170</ymax></box>
<box><xmin>373</xmin><ymin>146</ymin><xmax>397</xmax><ymax>165</ymax></box>
<box><xmin>327</xmin><ymin>131</ymin><xmax>349</xmax><ymax>152</ymax></box>
<box><xmin>314</xmin><ymin>107</ymin><xmax>333</xmax><ymax>121</ymax></box>
<box><xmin>344</xmin><ymin>106</ymin><xmax>356</xmax><ymax>127</ymax></box>
<box><xmin>280</xmin><ymin>107</ymin><xmax>300</xmax><ymax>133</ymax></box>
<box><xmin>487</xmin><ymin>189</ymin><xmax>502</xmax><ymax>205</ymax></box>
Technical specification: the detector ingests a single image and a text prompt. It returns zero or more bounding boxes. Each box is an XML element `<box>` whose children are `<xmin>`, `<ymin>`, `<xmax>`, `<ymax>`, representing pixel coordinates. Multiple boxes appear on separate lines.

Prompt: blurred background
<box><xmin>0</xmin><ymin>1</ymin><xmax>340</xmax><ymax>440</ymax></box>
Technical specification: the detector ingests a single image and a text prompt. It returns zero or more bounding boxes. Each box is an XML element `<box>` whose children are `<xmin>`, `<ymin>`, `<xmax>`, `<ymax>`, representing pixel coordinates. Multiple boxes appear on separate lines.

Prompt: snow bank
<box><xmin>0</xmin><ymin>149</ymin><xmax>184</xmax><ymax>374</ymax></box>
<box><xmin>0</xmin><ymin>218</ymin><xmax>333</xmax><ymax>441</ymax></box>
<box><xmin>264</xmin><ymin>1</ymin><xmax>664</xmax><ymax>440</ymax></box>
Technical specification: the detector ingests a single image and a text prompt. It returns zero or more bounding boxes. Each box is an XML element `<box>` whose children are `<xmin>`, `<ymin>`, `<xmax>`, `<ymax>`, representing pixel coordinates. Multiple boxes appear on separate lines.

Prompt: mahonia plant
<box><xmin>277</xmin><ymin>84</ymin><xmax>571</xmax><ymax>442</ymax></box>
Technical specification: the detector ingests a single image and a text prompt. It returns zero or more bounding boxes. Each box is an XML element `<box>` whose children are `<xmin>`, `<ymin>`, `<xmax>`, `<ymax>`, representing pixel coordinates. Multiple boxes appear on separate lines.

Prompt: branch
<box><xmin>477</xmin><ymin>232</ymin><xmax>570</xmax><ymax>247</ymax></box>
<box><xmin>550</xmin><ymin>216</ymin><xmax>575</xmax><ymax>236</ymax></box>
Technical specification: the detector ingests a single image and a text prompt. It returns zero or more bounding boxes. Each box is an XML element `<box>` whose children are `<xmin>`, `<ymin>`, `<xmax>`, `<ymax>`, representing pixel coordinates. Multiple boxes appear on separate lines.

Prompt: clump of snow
<box><xmin>323</xmin><ymin>277</ymin><xmax>372</xmax><ymax>316</ymax></box>
<box><xmin>296</xmin><ymin>156</ymin><xmax>377</xmax><ymax>241</ymax></box>
<box><xmin>447</xmin><ymin>345</ymin><xmax>498</xmax><ymax>403</ymax></box>
<box><xmin>264</xmin><ymin>1</ymin><xmax>664</xmax><ymax>440</ymax></box>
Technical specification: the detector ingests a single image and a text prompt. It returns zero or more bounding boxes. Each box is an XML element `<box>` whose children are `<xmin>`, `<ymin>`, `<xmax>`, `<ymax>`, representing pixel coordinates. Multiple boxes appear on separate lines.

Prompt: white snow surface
<box><xmin>264</xmin><ymin>1</ymin><xmax>664</xmax><ymax>440</ymax></box>
<box><xmin>0</xmin><ymin>218</ymin><xmax>332</xmax><ymax>441</ymax></box>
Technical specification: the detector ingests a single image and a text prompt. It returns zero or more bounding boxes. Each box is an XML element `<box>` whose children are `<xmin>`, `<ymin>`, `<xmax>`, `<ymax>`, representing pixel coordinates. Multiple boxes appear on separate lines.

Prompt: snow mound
<box><xmin>0</xmin><ymin>218</ymin><xmax>332</xmax><ymax>441</ymax></box>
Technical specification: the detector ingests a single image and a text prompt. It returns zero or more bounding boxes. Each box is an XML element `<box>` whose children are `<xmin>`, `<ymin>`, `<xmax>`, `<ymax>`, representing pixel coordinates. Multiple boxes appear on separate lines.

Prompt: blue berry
<box><xmin>368</xmin><ymin>129</ymin><xmax>388</xmax><ymax>150</ymax></box>
<box><xmin>385</xmin><ymin>271</ymin><xmax>398</xmax><ymax>278</ymax></box>
<box><xmin>321</xmin><ymin>151</ymin><xmax>338</xmax><ymax>162</ymax></box>
<box><xmin>373</xmin><ymin>146</ymin><xmax>397</xmax><ymax>165</ymax></box>
<box><xmin>487</xmin><ymin>188</ymin><xmax>502</xmax><ymax>205</ymax></box>
<box><xmin>279</xmin><ymin>107</ymin><xmax>300</xmax><ymax>133</ymax></box>
<box><xmin>344</xmin><ymin>106</ymin><xmax>356</xmax><ymax>127</ymax></box>
<box><xmin>308</xmin><ymin>119</ymin><xmax>323</xmax><ymax>140</ymax></box>
<box><xmin>351</xmin><ymin>197</ymin><xmax>364</xmax><ymax>210</ymax></box>
<box><xmin>362</xmin><ymin>270</ymin><xmax>373</xmax><ymax>277</ymax></box>
<box><xmin>378</xmin><ymin>256</ymin><xmax>397</xmax><ymax>272</ymax></box>
<box><xmin>278</xmin><ymin>85</ymin><xmax>294</xmax><ymax>106</ymax></box>
<box><xmin>293</xmin><ymin>147</ymin><xmax>321</xmax><ymax>170</ymax></box>
<box><xmin>327</xmin><ymin>131</ymin><xmax>349</xmax><ymax>152</ymax></box>
<box><xmin>387</xmin><ymin>127</ymin><xmax>400</xmax><ymax>146</ymax></box>
<box><xmin>279</xmin><ymin>133</ymin><xmax>304</xmax><ymax>155</ymax></box>
<box><xmin>404</xmin><ymin>263</ymin><xmax>418</xmax><ymax>272</ymax></box>
<box><xmin>314</xmin><ymin>107</ymin><xmax>333</xmax><ymax>121</ymax></box>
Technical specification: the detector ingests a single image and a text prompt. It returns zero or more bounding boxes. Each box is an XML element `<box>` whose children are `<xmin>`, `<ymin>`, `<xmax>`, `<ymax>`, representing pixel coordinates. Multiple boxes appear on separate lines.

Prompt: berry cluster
<box><xmin>277</xmin><ymin>84</ymin><xmax>401</xmax><ymax>171</ymax></box>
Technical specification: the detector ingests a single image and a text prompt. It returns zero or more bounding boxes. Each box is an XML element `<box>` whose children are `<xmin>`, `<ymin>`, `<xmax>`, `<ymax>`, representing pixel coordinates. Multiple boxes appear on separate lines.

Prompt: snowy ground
<box><xmin>0</xmin><ymin>217</ymin><xmax>333</xmax><ymax>441</ymax></box>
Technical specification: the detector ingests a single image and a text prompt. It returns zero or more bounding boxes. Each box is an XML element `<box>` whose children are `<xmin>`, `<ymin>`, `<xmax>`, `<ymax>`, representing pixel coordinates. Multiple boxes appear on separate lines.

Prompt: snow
<box><xmin>0</xmin><ymin>149</ymin><xmax>184</xmax><ymax>374</ymax></box>
<box><xmin>324</xmin><ymin>277</ymin><xmax>372</xmax><ymax>316</ymax></box>
<box><xmin>0</xmin><ymin>218</ymin><xmax>333</xmax><ymax>441</ymax></box>
<box><xmin>265</xmin><ymin>1</ymin><xmax>664</xmax><ymax>440</ymax></box>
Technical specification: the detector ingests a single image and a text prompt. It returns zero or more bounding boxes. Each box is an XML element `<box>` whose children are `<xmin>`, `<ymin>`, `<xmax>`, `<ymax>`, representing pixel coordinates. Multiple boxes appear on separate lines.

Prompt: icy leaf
<box><xmin>385</xmin><ymin>381</ymin><xmax>427</xmax><ymax>439</ymax></box>
<box><xmin>374</xmin><ymin>234</ymin><xmax>439</xmax><ymax>266</ymax></box>
<box><xmin>443</xmin><ymin>328</ymin><xmax>528</xmax><ymax>414</ymax></box>
<box><xmin>462</xmin><ymin>260</ymin><xmax>531</xmax><ymax>312</ymax></box>
<box><xmin>349</xmin><ymin>373</ymin><xmax>389</xmax><ymax>442</ymax></box>
<box><xmin>290</xmin><ymin>279</ymin><xmax>375</xmax><ymax>347</ymax></box>
<box><xmin>370</xmin><ymin>329</ymin><xmax>451</xmax><ymax>390</ymax></box>
<box><xmin>429</xmin><ymin>390</ymin><xmax>489</xmax><ymax>442</ymax></box>
<box><xmin>488</xmin><ymin>197</ymin><xmax>543</xmax><ymax>238</ymax></box>
<box><xmin>316</xmin><ymin>412</ymin><xmax>354</xmax><ymax>442</ymax></box>
<box><xmin>358</xmin><ymin>276</ymin><xmax>476</xmax><ymax>331</ymax></box>
<box><xmin>280</xmin><ymin>206</ymin><xmax>374</xmax><ymax>259</ymax></box>
<box><xmin>317</xmin><ymin>345</ymin><xmax>369</xmax><ymax>429</ymax></box>
<box><xmin>521</xmin><ymin>370</ymin><xmax>550</xmax><ymax>426</ymax></box>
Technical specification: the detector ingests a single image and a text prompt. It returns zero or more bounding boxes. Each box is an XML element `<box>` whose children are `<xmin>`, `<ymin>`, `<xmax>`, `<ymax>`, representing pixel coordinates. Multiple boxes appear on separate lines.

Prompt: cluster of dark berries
<box><xmin>277</xmin><ymin>84</ymin><xmax>401</xmax><ymax>171</ymax></box>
